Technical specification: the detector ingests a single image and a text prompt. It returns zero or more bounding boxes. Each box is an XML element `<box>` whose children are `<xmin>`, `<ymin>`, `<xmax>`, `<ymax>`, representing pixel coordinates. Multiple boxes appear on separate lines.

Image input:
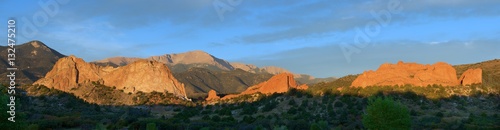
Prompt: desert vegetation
<box><xmin>2</xmin><ymin>82</ymin><xmax>499</xmax><ymax>129</ymax></box>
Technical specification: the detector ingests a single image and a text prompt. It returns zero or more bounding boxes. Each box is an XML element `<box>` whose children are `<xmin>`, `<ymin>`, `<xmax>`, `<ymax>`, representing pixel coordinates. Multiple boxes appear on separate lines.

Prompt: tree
<box><xmin>273</xmin><ymin>125</ymin><xmax>288</xmax><ymax>130</ymax></box>
<box><xmin>26</xmin><ymin>124</ymin><xmax>39</xmax><ymax>130</ymax></box>
<box><xmin>317</xmin><ymin>120</ymin><xmax>329</xmax><ymax>130</ymax></box>
<box><xmin>95</xmin><ymin>123</ymin><xmax>106</xmax><ymax>130</ymax></box>
<box><xmin>146</xmin><ymin>123</ymin><xmax>157</xmax><ymax>130</ymax></box>
<box><xmin>211</xmin><ymin>115</ymin><xmax>221</xmax><ymax>122</ymax></box>
<box><xmin>362</xmin><ymin>96</ymin><xmax>411</xmax><ymax>130</ymax></box>
<box><xmin>242</xmin><ymin>115</ymin><xmax>255</xmax><ymax>124</ymax></box>
<box><xmin>288</xmin><ymin>99</ymin><xmax>296</xmax><ymax>106</ymax></box>
<box><xmin>310</xmin><ymin>123</ymin><xmax>321</xmax><ymax>130</ymax></box>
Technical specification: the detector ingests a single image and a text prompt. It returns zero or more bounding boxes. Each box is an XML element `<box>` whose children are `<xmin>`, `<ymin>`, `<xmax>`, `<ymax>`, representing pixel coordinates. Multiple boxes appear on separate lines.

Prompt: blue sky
<box><xmin>1</xmin><ymin>0</ymin><xmax>500</xmax><ymax>78</ymax></box>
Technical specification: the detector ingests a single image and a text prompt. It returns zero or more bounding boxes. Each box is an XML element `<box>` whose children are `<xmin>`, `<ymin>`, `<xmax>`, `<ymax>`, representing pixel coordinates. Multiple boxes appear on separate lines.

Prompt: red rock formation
<box><xmin>205</xmin><ymin>90</ymin><xmax>220</xmax><ymax>101</ymax></box>
<box><xmin>222</xmin><ymin>73</ymin><xmax>308</xmax><ymax>100</ymax></box>
<box><xmin>458</xmin><ymin>68</ymin><xmax>482</xmax><ymax>85</ymax></box>
<box><xmin>33</xmin><ymin>55</ymin><xmax>101</xmax><ymax>91</ymax></box>
<box><xmin>351</xmin><ymin>61</ymin><xmax>460</xmax><ymax>87</ymax></box>
<box><xmin>102</xmin><ymin>60</ymin><xmax>187</xmax><ymax>96</ymax></box>
<box><xmin>34</xmin><ymin>56</ymin><xmax>188</xmax><ymax>99</ymax></box>
<box><xmin>296</xmin><ymin>84</ymin><xmax>309</xmax><ymax>90</ymax></box>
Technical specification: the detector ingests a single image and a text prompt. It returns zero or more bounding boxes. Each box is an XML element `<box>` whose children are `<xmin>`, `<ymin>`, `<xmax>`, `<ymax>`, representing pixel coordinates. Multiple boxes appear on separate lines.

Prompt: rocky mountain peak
<box><xmin>166</xmin><ymin>50</ymin><xmax>216</xmax><ymax>63</ymax></box>
<box><xmin>30</xmin><ymin>40</ymin><xmax>43</xmax><ymax>48</ymax></box>
<box><xmin>23</xmin><ymin>40</ymin><xmax>56</xmax><ymax>53</ymax></box>
<box><xmin>0</xmin><ymin>40</ymin><xmax>65</xmax><ymax>84</ymax></box>
<box><xmin>148</xmin><ymin>50</ymin><xmax>234</xmax><ymax>71</ymax></box>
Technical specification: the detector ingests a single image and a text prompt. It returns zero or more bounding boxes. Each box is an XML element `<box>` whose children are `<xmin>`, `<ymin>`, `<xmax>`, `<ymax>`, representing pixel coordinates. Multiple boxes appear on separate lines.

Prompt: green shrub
<box><xmin>436</xmin><ymin>112</ymin><xmax>444</xmax><ymax>118</ymax></box>
<box><xmin>334</xmin><ymin>101</ymin><xmax>344</xmax><ymax>108</ymax></box>
<box><xmin>26</xmin><ymin>124</ymin><xmax>39</xmax><ymax>130</ymax></box>
<box><xmin>362</xmin><ymin>96</ymin><xmax>411</xmax><ymax>130</ymax></box>
<box><xmin>242</xmin><ymin>116</ymin><xmax>255</xmax><ymax>124</ymax></box>
<box><xmin>262</xmin><ymin>100</ymin><xmax>277</xmax><ymax>112</ymax></box>
<box><xmin>96</xmin><ymin>123</ymin><xmax>106</xmax><ymax>130</ymax></box>
<box><xmin>310</xmin><ymin>123</ymin><xmax>321</xmax><ymax>130</ymax></box>
<box><xmin>202</xmin><ymin>115</ymin><xmax>210</xmax><ymax>120</ymax></box>
<box><xmin>310</xmin><ymin>120</ymin><xmax>328</xmax><ymax>130</ymax></box>
<box><xmin>211</xmin><ymin>115</ymin><xmax>221</xmax><ymax>122</ymax></box>
<box><xmin>146</xmin><ymin>122</ymin><xmax>157</xmax><ymax>130</ymax></box>
<box><xmin>289</xmin><ymin>99</ymin><xmax>296</xmax><ymax>106</ymax></box>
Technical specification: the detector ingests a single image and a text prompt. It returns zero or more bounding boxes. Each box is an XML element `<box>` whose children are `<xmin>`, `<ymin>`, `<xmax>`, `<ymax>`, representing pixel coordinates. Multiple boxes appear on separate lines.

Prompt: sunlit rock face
<box><xmin>35</xmin><ymin>55</ymin><xmax>188</xmax><ymax>99</ymax></box>
<box><xmin>351</xmin><ymin>61</ymin><xmax>460</xmax><ymax>87</ymax></box>
<box><xmin>222</xmin><ymin>73</ymin><xmax>309</xmax><ymax>100</ymax></box>
<box><xmin>205</xmin><ymin>90</ymin><xmax>220</xmax><ymax>101</ymax></box>
<box><xmin>459</xmin><ymin>68</ymin><xmax>482</xmax><ymax>85</ymax></box>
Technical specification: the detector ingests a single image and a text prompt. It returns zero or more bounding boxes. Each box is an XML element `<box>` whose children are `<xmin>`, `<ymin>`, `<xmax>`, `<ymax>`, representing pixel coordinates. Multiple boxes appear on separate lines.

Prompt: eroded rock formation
<box><xmin>34</xmin><ymin>55</ymin><xmax>188</xmax><ymax>99</ymax></box>
<box><xmin>459</xmin><ymin>68</ymin><xmax>482</xmax><ymax>85</ymax></box>
<box><xmin>222</xmin><ymin>73</ymin><xmax>308</xmax><ymax>99</ymax></box>
<box><xmin>205</xmin><ymin>90</ymin><xmax>220</xmax><ymax>101</ymax></box>
<box><xmin>351</xmin><ymin>61</ymin><xmax>460</xmax><ymax>87</ymax></box>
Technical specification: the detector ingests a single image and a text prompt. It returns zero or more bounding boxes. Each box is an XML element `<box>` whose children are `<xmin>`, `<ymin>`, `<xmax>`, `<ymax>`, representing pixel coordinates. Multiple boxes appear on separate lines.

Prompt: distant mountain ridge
<box><xmin>94</xmin><ymin>57</ymin><xmax>143</xmax><ymax>66</ymax></box>
<box><xmin>94</xmin><ymin>50</ymin><xmax>336</xmax><ymax>84</ymax></box>
<box><xmin>149</xmin><ymin>50</ymin><xmax>235</xmax><ymax>71</ymax></box>
<box><xmin>94</xmin><ymin>50</ymin><xmax>234</xmax><ymax>72</ymax></box>
<box><xmin>230</xmin><ymin>62</ymin><xmax>337</xmax><ymax>84</ymax></box>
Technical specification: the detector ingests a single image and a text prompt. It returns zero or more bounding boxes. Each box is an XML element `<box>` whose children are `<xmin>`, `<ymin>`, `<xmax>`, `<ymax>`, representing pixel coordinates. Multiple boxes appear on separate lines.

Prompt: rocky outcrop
<box><xmin>458</xmin><ymin>68</ymin><xmax>482</xmax><ymax>85</ymax></box>
<box><xmin>102</xmin><ymin>60</ymin><xmax>187</xmax><ymax>96</ymax></box>
<box><xmin>205</xmin><ymin>90</ymin><xmax>220</xmax><ymax>101</ymax></box>
<box><xmin>222</xmin><ymin>73</ymin><xmax>308</xmax><ymax>100</ymax></box>
<box><xmin>34</xmin><ymin>55</ymin><xmax>101</xmax><ymax>91</ymax></box>
<box><xmin>34</xmin><ymin>56</ymin><xmax>188</xmax><ymax>99</ymax></box>
<box><xmin>296</xmin><ymin>84</ymin><xmax>309</xmax><ymax>90</ymax></box>
<box><xmin>351</xmin><ymin>61</ymin><xmax>460</xmax><ymax>87</ymax></box>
